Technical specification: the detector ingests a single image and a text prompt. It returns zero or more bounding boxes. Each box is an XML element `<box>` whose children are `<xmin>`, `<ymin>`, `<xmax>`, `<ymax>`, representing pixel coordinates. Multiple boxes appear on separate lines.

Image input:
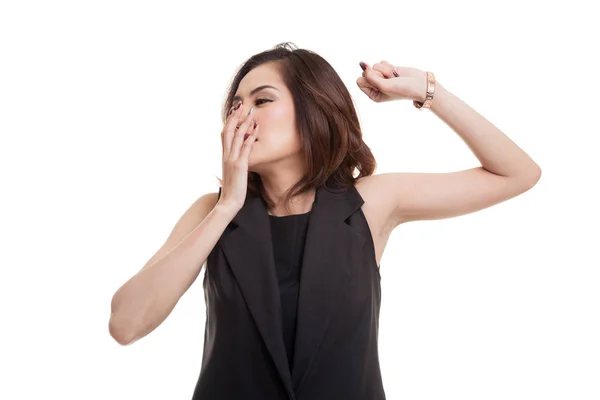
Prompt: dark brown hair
<box><xmin>218</xmin><ymin>42</ymin><xmax>376</xmax><ymax>213</ymax></box>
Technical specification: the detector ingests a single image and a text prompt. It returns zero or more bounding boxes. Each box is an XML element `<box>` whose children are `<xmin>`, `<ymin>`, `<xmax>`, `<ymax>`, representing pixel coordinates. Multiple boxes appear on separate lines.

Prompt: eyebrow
<box><xmin>232</xmin><ymin>85</ymin><xmax>279</xmax><ymax>103</ymax></box>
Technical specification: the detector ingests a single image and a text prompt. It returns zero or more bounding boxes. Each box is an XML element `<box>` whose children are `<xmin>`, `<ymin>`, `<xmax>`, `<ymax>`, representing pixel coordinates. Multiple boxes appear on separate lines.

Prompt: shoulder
<box><xmin>354</xmin><ymin>174</ymin><xmax>398</xmax><ymax>237</ymax></box>
<box><xmin>354</xmin><ymin>174</ymin><xmax>388</xmax><ymax>200</ymax></box>
<box><xmin>139</xmin><ymin>190</ymin><xmax>220</xmax><ymax>272</ymax></box>
<box><xmin>354</xmin><ymin>174</ymin><xmax>397</xmax><ymax>213</ymax></box>
<box><xmin>194</xmin><ymin>191</ymin><xmax>221</xmax><ymax>215</ymax></box>
<box><xmin>165</xmin><ymin>191</ymin><xmax>221</xmax><ymax>244</ymax></box>
<box><xmin>167</xmin><ymin>190</ymin><xmax>221</xmax><ymax>238</ymax></box>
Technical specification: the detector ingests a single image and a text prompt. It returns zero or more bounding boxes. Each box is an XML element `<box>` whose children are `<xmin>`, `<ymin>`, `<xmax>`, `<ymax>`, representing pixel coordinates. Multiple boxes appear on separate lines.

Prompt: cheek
<box><xmin>258</xmin><ymin>107</ymin><xmax>297</xmax><ymax>144</ymax></box>
<box><xmin>260</xmin><ymin>105</ymin><xmax>291</xmax><ymax>127</ymax></box>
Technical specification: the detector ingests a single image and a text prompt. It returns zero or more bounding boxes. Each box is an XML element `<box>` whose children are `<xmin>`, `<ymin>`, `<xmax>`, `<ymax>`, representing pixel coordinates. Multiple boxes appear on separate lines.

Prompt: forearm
<box><xmin>418</xmin><ymin>81</ymin><xmax>541</xmax><ymax>181</ymax></box>
<box><xmin>109</xmin><ymin>203</ymin><xmax>238</xmax><ymax>345</ymax></box>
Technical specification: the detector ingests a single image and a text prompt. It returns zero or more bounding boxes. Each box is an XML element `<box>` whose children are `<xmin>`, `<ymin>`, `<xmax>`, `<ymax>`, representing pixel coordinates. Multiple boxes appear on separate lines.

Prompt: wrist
<box><xmin>411</xmin><ymin>75</ymin><xmax>427</xmax><ymax>102</ymax></box>
<box><xmin>214</xmin><ymin>201</ymin><xmax>242</xmax><ymax>217</ymax></box>
<box><xmin>411</xmin><ymin>73</ymin><xmax>440</xmax><ymax>109</ymax></box>
<box><xmin>428</xmin><ymin>82</ymin><xmax>445</xmax><ymax>112</ymax></box>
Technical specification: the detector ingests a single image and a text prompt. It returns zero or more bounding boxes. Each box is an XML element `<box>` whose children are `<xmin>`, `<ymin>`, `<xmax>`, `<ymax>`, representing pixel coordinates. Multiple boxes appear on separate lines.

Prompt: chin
<box><xmin>247</xmin><ymin>152</ymin><xmax>261</xmax><ymax>171</ymax></box>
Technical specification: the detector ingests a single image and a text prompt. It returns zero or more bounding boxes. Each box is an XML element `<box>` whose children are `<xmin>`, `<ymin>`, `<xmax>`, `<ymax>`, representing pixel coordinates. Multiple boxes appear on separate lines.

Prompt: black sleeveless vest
<box><xmin>192</xmin><ymin>183</ymin><xmax>384</xmax><ymax>400</ymax></box>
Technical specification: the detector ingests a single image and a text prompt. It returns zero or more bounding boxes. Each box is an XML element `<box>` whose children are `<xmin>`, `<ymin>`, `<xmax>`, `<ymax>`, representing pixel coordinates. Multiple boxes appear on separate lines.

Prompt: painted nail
<box><xmin>253</xmin><ymin>120</ymin><xmax>258</xmax><ymax>129</ymax></box>
<box><xmin>247</xmin><ymin>107</ymin><xmax>253</xmax><ymax>116</ymax></box>
<box><xmin>234</xmin><ymin>102</ymin><xmax>242</xmax><ymax>110</ymax></box>
<box><xmin>392</xmin><ymin>69</ymin><xmax>399</xmax><ymax>77</ymax></box>
<box><xmin>359</xmin><ymin>61</ymin><xmax>367</xmax><ymax>71</ymax></box>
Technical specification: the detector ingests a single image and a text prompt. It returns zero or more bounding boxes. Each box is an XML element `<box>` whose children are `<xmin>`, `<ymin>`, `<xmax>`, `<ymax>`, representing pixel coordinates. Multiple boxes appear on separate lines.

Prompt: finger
<box><xmin>222</xmin><ymin>102</ymin><xmax>244</xmax><ymax>157</ymax></box>
<box><xmin>358</xmin><ymin>67</ymin><xmax>385</xmax><ymax>86</ymax></box>
<box><xmin>363</xmin><ymin>68</ymin><xmax>394</xmax><ymax>93</ymax></box>
<box><xmin>356</xmin><ymin>76</ymin><xmax>378</xmax><ymax>92</ymax></box>
<box><xmin>372</xmin><ymin>62</ymin><xmax>395</xmax><ymax>79</ymax></box>
<box><xmin>361</xmin><ymin>61</ymin><xmax>385</xmax><ymax>79</ymax></box>
<box><xmin>356</xmin><ymin>76</ymin><xmax>374</xmax><ymax>89</ymax></box>
<box><xmin>356</xmin><ymin>77</ymin><xmax>381</xmax><ymax>101</ymax></box>
<box><xmin>360</xmin><ymin>61</ymin><xmax>377</xmax><ymax>80</ymax></box>
<box><xmin>391</xmin><ymin>65</ymin><xmax>424</xmax><ymax>79</ymax></box>
<box><xmin>236</xmin><ymin>106</ymin><xmax>255</xmax><ymax>140</ymax></box>
<box><xmin>229</xmin><ymin>107</ymin><xmax>256</xmax><ymax>160</ymax></box>
<box><xmin>359</xmin><ymin>61</ymin><xmax>369</xmax><ymax>73</ymax></box>
<box><xmin>234</xmin><ymin>115</ymin><xmax>257</xmax><ymax>160</ymax></box>
<box><xmin>239</xmin><ymin>122</ymin><xmax>258</xmax><ymax>160</ymax></box>
<box><xmin>379</xmin><ymin>61</ymin><xmax>400</xmax><ymax>77</ymax></box>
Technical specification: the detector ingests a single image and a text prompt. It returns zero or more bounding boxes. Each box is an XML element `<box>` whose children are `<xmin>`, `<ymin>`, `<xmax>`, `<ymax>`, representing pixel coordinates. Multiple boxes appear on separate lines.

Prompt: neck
<box><xmin>253</xmin><ymin>156</ymin><xmax>317</xmax><ymax>216</ymax></box>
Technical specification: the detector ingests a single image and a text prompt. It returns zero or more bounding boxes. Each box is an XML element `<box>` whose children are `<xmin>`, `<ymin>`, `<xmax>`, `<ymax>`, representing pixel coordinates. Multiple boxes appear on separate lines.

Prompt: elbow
<box><xmin>109</xmin><ymin>293</ymin><xmax>138</xmax><ymax>346</ymax></box>
<box><xmin>526</xmin><ymin>164</ymin><xmax>542</xmax><ymax>188</ymax></box>
<box><xmin>516</xmin><ymin>163</ymin><xmax>541</xmax><ymax>191</ymax></box>
<box><xmin>109</xmin><ymin>314</ymin><xmax>138</xmax><ymax>346</ymax></box>
<box><xmin>109</xmin><ymin>288</ymin><xmax>136</xmax><ymax>345</ymax></box>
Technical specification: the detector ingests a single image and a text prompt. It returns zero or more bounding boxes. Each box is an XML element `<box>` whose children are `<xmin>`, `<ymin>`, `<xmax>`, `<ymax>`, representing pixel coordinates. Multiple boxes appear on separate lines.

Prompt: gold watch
<box><xmin>413</xmin><ymin>71</ymin><xmax>436</xmax><ymax>110</ymax></box>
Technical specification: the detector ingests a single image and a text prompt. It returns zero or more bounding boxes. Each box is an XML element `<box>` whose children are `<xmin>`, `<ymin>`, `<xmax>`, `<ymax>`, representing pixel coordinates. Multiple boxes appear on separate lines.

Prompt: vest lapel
<box><xmin>219</xmin><ymin>183</ymin><xmax>366</xmax><ymax>398</ymax></box>
<box><xmin>290</xmin><ymin>184</ymin><xmax>366</xmax><ymax>393</ymax></box>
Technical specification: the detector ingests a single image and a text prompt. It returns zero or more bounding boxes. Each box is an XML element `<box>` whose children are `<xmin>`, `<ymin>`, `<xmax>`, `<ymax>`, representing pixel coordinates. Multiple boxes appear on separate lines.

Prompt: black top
<box><xmin>268</xmin><ymin>210</ymin><xmax>311</xmax><ymax>372</ymax></box>
<box><xmin>195</xmin><ymin>185</ymin><xmax>384</xmax><ymax>400</ymax></box>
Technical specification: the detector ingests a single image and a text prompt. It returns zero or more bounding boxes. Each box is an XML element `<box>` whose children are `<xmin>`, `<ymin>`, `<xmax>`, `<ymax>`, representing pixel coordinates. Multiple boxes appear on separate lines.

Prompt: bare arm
<box><xmin>384</xmin><ymin>81</ymin><xmax>541</xmax><ymax>226</ymax></box>
<box><xmin>357</xmin><ymin>63</ymin><xmax>541</xmax><ymax>228</ymax></box>
<box><xmin>108</xmin><ymin>191</ymin><xmax>238</xmax><ymax>345</ymax></box>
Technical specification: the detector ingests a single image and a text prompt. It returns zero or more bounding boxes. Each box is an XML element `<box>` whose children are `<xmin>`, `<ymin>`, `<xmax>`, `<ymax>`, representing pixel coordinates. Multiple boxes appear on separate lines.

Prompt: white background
<box><xmin>1</xmin><ymin>1</ymin><xmax>598</xmax><ymax>399</ymax></box>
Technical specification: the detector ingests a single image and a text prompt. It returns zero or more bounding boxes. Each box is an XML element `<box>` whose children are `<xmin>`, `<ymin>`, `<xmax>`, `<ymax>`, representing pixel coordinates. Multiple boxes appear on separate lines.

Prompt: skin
<box><xmin>232</xmin><ymin>61</ymin><xmax>541</xmax><ymax>266</ymax></box>
<box><xmin>233</xmin><ymin>62</ymin><xmax>315</xmax><ymax>217</ymax></box>
<box><xmin>107</xmin><ymin>60</ymin><xmax>541</xmax><ymax>346</ymax></box>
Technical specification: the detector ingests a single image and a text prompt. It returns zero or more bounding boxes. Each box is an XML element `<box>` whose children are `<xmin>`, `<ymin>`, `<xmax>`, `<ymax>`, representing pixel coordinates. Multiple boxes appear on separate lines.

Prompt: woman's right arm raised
<box><xmin>108</xmin><ymin>194</ymin><xmax>239</xmax><ymax>346</ymax></box>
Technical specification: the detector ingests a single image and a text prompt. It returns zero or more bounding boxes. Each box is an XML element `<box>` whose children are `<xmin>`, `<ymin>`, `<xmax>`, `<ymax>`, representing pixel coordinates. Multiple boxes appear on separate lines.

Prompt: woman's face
<box><xmin>232</xmin><ymin>63</ymin><xmax>301</xmax><ymax>172</ymax></box>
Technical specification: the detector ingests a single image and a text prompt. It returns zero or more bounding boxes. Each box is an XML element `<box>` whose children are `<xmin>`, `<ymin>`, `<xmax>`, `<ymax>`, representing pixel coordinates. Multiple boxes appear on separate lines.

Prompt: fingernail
<box><xmin>247</xmin><ymin>107</ymin><xmax>253</xmax><ymax>116</ymax></box>
<box><xmin>359</xmin><ymin>61</ymin><xmax>367</xmax><ymax>71</ymax></box>
<box><xmin>253</xmin><ymin>120</ymin><xmax>258</xmax><ymax>129</ymax></box>
<box><xmin>392</xmin><ymin>69</ymin><xmax>399</xmax><ymax>77</ymax></box>
<box><xmin>234</xmin><ymin>102</ymin><xmax>242</xmax><ymax>110</ymax></box>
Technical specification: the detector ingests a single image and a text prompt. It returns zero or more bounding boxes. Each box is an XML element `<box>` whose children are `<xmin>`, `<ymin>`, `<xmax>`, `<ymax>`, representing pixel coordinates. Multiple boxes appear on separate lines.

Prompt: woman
<box><xmin>109</xmin><ymin>42</ymin><xmax>541</xmax><ymax>399</ymax></box>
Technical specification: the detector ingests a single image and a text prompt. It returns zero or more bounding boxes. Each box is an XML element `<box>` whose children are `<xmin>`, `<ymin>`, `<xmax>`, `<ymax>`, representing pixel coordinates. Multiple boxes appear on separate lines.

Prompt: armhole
<box><xmin>352</xmin><ymin>183</ymin><xmax>381</xmax><ymax>273</ymax></box>
<box><xmin>204</xmin><ymin>186</ymin><xmax>223</xmax><ymax>281</ymax></box>
<box><xmin>357</xmin><ymin>207</ymin><xmax>382</xmax><ymax>276</ymax></box>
